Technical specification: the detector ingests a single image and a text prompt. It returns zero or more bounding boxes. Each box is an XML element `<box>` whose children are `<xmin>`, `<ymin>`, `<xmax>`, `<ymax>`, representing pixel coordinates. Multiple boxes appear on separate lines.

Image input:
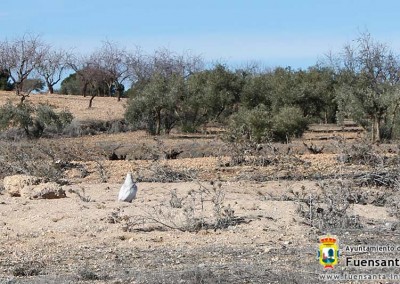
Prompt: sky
<box><xmin>1</xmin><ymin>0</ymin><xmax>400</xmax><ymax>70</ymax></box>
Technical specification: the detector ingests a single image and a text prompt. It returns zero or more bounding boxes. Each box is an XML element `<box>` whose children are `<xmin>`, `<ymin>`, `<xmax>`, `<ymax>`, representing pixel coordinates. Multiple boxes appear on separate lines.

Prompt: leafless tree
<box><xmin>37</xmin><ymin>47</ymin><xmax>72</xmax><ymax>94</ymax></box>
<box><xmin>69</xmin><ymin>55</ymin><xmax>91</xmax><ymax>97</ymax></box>
<box><xmin>69</xmin><ymin>54</ymin><xmax>112</xmax><ymax>108</ymax></box>
<box><xmin>126</xmin><ymin>46</ymin><xmax>150</xmax><ymax>84</ymax></box>
<box><xmin>126</xmin><ymin>47</ymin><xmax>203</xmax><ymax>87</ymax></box>
<box><xmin>85</xmin><ymin>66</ymin><xmax>112</xmax><ymax>108</ymax></box>
<box><xmin>151</xmin><ymin>48</ymin><xmax>203</xmax><ymax>79</ymax></box>
<box><xmin>90</xmin><ymin>41</ymin><xmax>130</xmax><ymax>101</ymax></box>
<box><xmin>22</xmin><ymin>78</ymin><xmax>45</xmax><ymax>94</ymax></box>
<box><xmin>0</xmin><ymin>34</ymin><xmax>47</xmax><ymax>104</ymax></box>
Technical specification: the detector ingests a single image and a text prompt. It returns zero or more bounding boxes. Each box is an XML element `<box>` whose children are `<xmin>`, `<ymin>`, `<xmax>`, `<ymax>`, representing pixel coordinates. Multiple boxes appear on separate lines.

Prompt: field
<box><xmin>1</xmin><ymin>92</ymin><xmax>400</xmax><ymax>283</ymax></box>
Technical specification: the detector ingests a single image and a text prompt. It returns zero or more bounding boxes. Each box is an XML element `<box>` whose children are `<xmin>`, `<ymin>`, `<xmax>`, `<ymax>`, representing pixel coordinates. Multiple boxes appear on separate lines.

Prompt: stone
<box><xmin>24</xmin><ymin>182</ymin><xmax>66</xmax><ymax>199</ymax></box>
<box><xmin>3</xmin><ymin>175</ymin><xmax>66</xmax><ymax>199</ymax></box>
<box><xmin>3</xmin><ymin>175</ymin><xmax>41</xmax><ymax>197</ymax></box>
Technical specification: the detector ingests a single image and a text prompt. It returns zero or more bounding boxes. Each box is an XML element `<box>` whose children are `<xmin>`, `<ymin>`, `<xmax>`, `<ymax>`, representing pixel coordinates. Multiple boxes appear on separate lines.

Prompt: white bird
<box><xmin>118</xmin><ymin>172</ymin><xmax>138</xmax><ymax>203</ymax></box>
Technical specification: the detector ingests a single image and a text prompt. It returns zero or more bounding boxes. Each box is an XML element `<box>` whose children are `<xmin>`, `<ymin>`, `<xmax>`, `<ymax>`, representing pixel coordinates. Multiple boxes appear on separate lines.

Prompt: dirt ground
<box><xmin>0</xmin><ymin>91</ymin><xmax>127</xmax><ymax>121</ymax></box>
<box><xmin>1</xmin><ymin>92</ymin><xmax>400</xmax><ymax>283</ymax></box>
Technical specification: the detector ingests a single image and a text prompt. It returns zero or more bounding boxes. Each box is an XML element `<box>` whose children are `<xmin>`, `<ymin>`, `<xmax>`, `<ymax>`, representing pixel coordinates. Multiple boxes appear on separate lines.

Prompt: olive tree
<box><xmin>334</xmin><ymin>32</ymin><xmax>400</xmax><ymax>142</ymax></box>
<box><xmin>125</xmin><ymin>49</ymin><xmax>202</xmax><ymax>135</ymax></box>
<box><xmin>0</xmin><ymin>69</ymin><xmax>12</xmax><ymax>90</ymax></box>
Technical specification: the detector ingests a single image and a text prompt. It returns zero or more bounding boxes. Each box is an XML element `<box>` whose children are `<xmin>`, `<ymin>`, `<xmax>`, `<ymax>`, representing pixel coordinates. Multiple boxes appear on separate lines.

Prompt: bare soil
<box><xmin>0</xmin><ymin>92</ymin><xmax>400</xmax><ymax>283</ymax></box>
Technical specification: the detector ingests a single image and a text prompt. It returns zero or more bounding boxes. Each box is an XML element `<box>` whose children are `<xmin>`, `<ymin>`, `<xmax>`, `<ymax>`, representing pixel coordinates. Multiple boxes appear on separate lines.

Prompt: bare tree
<box><xmin>90</xmin><ymin>41</ymin><xmax>130</xmax><ymax>101</ymax></box>
<box><xmin>126</xmin><ymin>46</ymin><xmax>148</xmax><ymax>82</ymax></box>
<box><xmin>37</xmin><ymin>47</ymin><xmax>71</xmax><ymax>94</ymax></box>
<box><xmin>0</xmin><ymin>34</ymin><xmax>47</xmax><ymax>104</ymax></box>
<box><xmin>68</xmin><ymin>54</ymin><xmax>91</xmax><ymax>97</ymax></box>
<box><xmin>69</xmin><ymin>54</ymin><xmax>112</xmax><ymax>108</ymax></box>
<box><xmin>85</xmin><ymin>66</ymin><xmax>111</xmax><ymax>108</ymax></box>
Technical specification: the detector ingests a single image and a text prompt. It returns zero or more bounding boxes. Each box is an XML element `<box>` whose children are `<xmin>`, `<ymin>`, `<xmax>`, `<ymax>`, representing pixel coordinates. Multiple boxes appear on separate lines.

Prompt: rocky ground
<box><xmin>1</xmin><ymin>136</ymin><xmax>400</xmax><ymax>283</ymax></box>
<box><xmin>0</xmin><ymin>176</ymin><xmax>398</xmax><ymax>284</ymax></box>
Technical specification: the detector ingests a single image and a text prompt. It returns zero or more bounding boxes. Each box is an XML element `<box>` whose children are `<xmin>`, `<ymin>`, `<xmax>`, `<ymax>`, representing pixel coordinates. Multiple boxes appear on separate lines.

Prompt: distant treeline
<box><xmin>0</xmin><ymin>32</ymin><xmax>399</xmax><ymax>142</ymax></box>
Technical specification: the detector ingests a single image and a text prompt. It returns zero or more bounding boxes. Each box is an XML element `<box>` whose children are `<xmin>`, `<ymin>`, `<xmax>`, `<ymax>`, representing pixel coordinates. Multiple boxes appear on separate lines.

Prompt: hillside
<box><xmin>0</xmin><ymin>91</ymin><xmax>127</xmax><ymax>121</ymax></box>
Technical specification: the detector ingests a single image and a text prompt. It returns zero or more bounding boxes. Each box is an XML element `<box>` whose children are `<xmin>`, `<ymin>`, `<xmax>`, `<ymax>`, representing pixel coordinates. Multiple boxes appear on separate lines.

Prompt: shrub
<box><xmin>125</xmin><ymin>96</ymin><xmax>156</xmax><ymax>134</ymax></box>
<box><xmin>296</xmin><ymin>182</ymin><xmax>362</xmax><ymax>231</ymax></box>
<box><xmin>0</xmin><ymin>101</ymin><xmax>34</xmax><ymax>137</ymax></box>
<box><xmin>111</xmin><ymin>179</ymin><xmax>242</xmax><ymax>233</ymax></box>
<box><xmin>0</xmin><ymin>101</ymin><xmax>74</xmax><ymax>139</ymax></box>
<box><xmin>226</xmin><ymin>104</ymin><xmax>271</xmax><ymax>144</ymax></box>
<box><xmin>271</xmin><ymin>106</ymin><xmax>308</xmax><ymax>142</ymax></box>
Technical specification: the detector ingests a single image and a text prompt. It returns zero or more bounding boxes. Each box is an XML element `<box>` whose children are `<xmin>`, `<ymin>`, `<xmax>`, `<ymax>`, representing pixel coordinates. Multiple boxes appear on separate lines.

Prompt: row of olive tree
<box><xmin>123</xmin><ymin>33</ymin><xmax>400</xmax><ymax>142</ymax></box>
<box><xmin>124</xmin><ymin>57</ymin><xmax>329</xmax><ymax>140</ymax></box>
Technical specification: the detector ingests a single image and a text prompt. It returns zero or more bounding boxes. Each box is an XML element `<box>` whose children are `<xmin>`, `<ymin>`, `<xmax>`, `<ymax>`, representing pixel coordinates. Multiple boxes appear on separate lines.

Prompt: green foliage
<box><xmin>22</xmin><ymin>78</ymin><xmax>45</xmax><ymax>93</ymax></box>
<box><xmin>126</xmin><ymin>64</ymin><xmax>246</xmax><ymax>135</ymax></box>
<box><xmin>179</xmin><ymin>72</ymin><xmax>209</xmax><ymax>132</ymax></box>
<box><xmin>227</xmin><ymin>105</ymin><xmax>271</xmax><ymax>143</ymax></box>
<box><xmin>60</xmin><ymin>73</ymin><xmax>80</xmax><ymax>95</ymax></box>
<box><xmin>125</xmin><ymin>92</ymin><xmax>155</xmax><ymax>134</ymax></box>
<box><xmin>0</xmin><ymin>101</ymin><xmax>34</xmax><ymax>136</ymax></box>
<box><xmin>36</xmin><ymin>104</ymin><xmax>73</xmax><ymax>130</ymax></box>
<box><xmin>227</xmin><ymin>105</ymin><xmax>308</xmax><ymax>144</ymax></box>
<box><xmin>292</xmin><ymin>67</ymin><xmax>337</xmax><ymax>123</ymax></box>
<box><xmin>198</xmin><ymin>64</ymin><xmax>244</xmax><ymax>121</ymax></box>
<box><xmin>241</xmin><ymin>73</ymin><xmax>273</xmax><ymax>110</ymax></box>
<box><xmin>58</xmin><ymin>109</ymin><xmax>74</xmax><ymax>126</ymax></box>
<box><xmin>271</xmin><ymin>106</ymin><xmax>308</xmax><ymax>142</ymax></box>
<box><xmin>333</xmin><ymin>32</ymin><xmax>400</xmax><ymax>142</ymax></box>
<box><xmin>125</xmin><ymin>73</ymin><xmax>183</xmax><ymax>135</ymax></box>
<box><xmin>0</xmin><ymin>69</ymin><xmax>13</xmax><ymax>91</ymax></box>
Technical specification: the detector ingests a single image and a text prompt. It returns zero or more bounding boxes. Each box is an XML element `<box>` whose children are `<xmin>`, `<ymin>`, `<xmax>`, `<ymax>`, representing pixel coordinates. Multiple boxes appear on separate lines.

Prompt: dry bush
<box><xmin>223</xmin><ymin>140</ymin><xmax>271</xmax><ymax>167</ymax></box>
<box><xmin>62</xmin><ymin>119</ymin><xmax>130</xmax><ymax>138</ymax></box>
<box><xmin>386</xmin><ymin>178</ymin><xmax>400</xmax><ymax>220</ymax></box>
<box><xmin>295</xmin><ymin>181</ymin><xmax>363</xmax><ymax>232</ymax></box>
<box><xmin>76</xmin><ymin>265</ymin><xmax>110</xmax><ymax>282</ymax></box>
<box><xmin>12</xmin><ymin>261</ymin><xmax>44</xmax><ymax>277</ymax></box>
<box><xmin>0</xmin><ymin>141</ymin><xmax>64</xmax><ymax>182</ymax></box>
<box><xmin>338</xmin><ymin>139</ymin><xmax>384</xmax><ymax>167</ymax></box>
<box><xmin>68</xmin><ymin>187</ymin><xmax>93</xmax><ymax>202</ymax></box>
<box><xmin>0</xmin><ymin>139</ymin><xmax>103</xmax><ymax>183</ymax></box>
<box><xmin>108</xmin><ymin>180</ymin><xmax>243</xmax><ymax>233</ymax></box>
<box><xmin>134</xmin><ymin>162</ymin><xmax>197</xmax><ymax>183</ymax></box>
<box><xmin>354</xmin><ymin>170</ymin><xmax>400</xmax><ymax>188</ymax></box>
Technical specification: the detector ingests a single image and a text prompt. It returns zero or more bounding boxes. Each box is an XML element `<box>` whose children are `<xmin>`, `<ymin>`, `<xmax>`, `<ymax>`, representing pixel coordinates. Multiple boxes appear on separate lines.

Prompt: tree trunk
<box><xmin>15</xmin><ymin>84</ymin><xmax>21</xmax><ymax>96</ymax></box>
<box><xmin>156</xmin><ymin>111</ymin><xmax>161</xmax><ymax>135</ymax></box>
<box><xmin>388</xmin><ymin>103</ymin><xmax>400</xmax><ymax>139</ymax></box>
<box><xmin>372</xmin><ymin>115</ymin><xmax>380</xmax><ymax>143</ymax></box>
<box><xmin>47</xmin><ymin>83</ymin><xmax>54</xmax><ymax>94</ymax></box>
<box><xmin>82</xmin><ymin>83</ymin><xmax>88</xmax><ymax>97</ymax></box>
<box><xmin>19</xmin><ymin>95</ymin><xmax>26</xmax><ymax>105</ymax></box>
<box><xmin>88</xmin><ymin>94</ymin><xmax>96</xmax><ymax>108</ymax></box>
